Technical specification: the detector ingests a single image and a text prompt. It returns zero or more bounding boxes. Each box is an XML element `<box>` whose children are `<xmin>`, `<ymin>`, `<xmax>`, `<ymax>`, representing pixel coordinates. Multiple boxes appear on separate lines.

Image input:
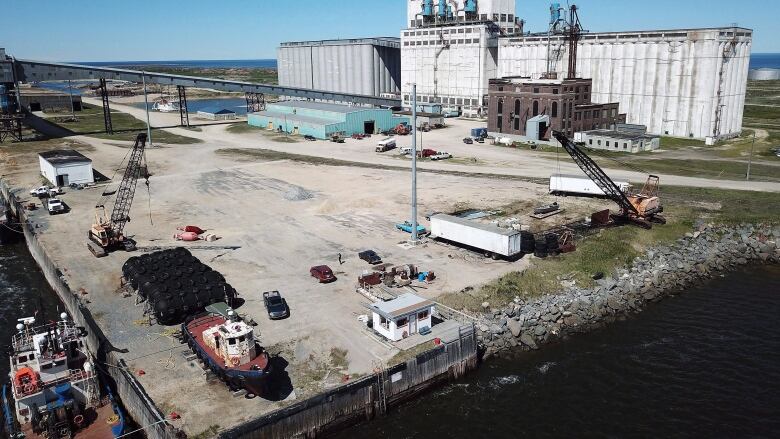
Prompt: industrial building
<box><xmin>38</xmin><ymin>150</ymin><xmax>94</xmax><ymax>186</ymax></box>
<box><xmin>487</xmin><ymin>76</ymin><xmax>625</xmax><ymax>140</ymax></box>
<box><xmin>399</xmin><ymin>3</ymin><xmax>752</xmax><ymax>139</ymax></box>
<box><xmin>575</xmin><ymin>124</ymin><xmax>660</xmax><ymax>154</ymax></box>
<box><xmin>19</xmin><ymin>87</ymin><xmax>82</xmax><ymax>113</ymax></box>
<box><xmin>497</xmin><ymin>27</ymin><xmax>752</xmax><ymax>140</ymax></box>
<box><xmin>748</xmin><ymin>68</ymin><xmax>780</xmax><ymax>80</ymax></box>
<box><xmin>247</xmin><ymin>101</ymin><xmax>400</xmax><ymax>139</ymax></box>
<box><xmin>196</xmin><ymin>106</ymin><xmax>237</xmax><ymax>121</ymax></box>
<box><xmin>277</xmin><ymin>38</ymin><xmax>401</xmax><ymax>98</ymax></box>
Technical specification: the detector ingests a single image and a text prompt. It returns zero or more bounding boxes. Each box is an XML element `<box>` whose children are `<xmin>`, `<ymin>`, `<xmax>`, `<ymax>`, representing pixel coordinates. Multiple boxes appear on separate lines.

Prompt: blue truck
<box><xmin>396</xmin><ymin>221</ymin><xmax>427</xmax><ymax>235</ymax></box>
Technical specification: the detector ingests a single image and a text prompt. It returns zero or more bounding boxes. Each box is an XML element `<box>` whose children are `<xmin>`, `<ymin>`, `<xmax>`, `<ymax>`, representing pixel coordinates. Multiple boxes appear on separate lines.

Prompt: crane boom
<box><xmin>552</xmin><ymin>130</ymin><xmax>639</xmax><ymax>216</ymax></box>
<box><xmin>110</xmin><ymin>133</ymin><xmax>149</xmax><ymax>237</ymax></box>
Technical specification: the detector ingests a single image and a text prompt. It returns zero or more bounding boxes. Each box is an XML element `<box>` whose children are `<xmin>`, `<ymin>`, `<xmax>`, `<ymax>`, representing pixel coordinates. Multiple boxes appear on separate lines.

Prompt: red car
<box><xmin>310</xmin><ymin>265</ymin><xmax>337</xmax><ymax>283</ymax></box>
<box><xmin>418</xmin><ymin>148</ymin><xmax>437</xmax><ymax>158</ymax></box>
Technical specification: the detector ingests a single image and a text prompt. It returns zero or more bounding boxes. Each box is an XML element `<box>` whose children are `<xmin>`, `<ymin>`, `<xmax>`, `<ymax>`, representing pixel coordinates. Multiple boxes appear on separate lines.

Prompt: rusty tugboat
<box><xmin>183</xmin><ymin>306</ymin><xmax>272</xmax><ymax>398</ymax></box>
<box><xmin>2</xmin><ymin>313</ymin><xmax>124</xmax><ymax>439</ymax></box>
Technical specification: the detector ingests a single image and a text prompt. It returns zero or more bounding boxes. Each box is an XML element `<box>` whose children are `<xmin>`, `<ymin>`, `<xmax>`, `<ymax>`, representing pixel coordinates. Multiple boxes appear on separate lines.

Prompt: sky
<box><xmin>2</xmin><ymin>0</ymin><xmax>778</xmax><ymax>61</ymax></box>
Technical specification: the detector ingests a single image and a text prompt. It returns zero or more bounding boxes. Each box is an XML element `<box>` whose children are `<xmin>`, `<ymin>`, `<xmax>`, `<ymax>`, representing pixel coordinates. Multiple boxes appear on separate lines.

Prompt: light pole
<box><xmin>410</xmin><ymin>83</ymin><xmax>419</xmax><ymax>244</ymax></box>
<box><xmin>746</xmin><ymin>130</ymin><xmax>756</xmax><ymax>181</ymax></box>
<box><xmin>67</xmin><ymin>80</ymin><xmax>75</xmax><ymax>118</ymax></box>
<box><xmin>142</xmin><ymin>72</ymin><xmax>153</xmax><ymax>146</ymax></box>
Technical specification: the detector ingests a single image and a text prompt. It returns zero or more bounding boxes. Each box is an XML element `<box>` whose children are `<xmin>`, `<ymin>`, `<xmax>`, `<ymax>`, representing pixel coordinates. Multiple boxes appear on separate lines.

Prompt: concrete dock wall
<box><xmin>0</xmin><ymin>180</ymin><xmax>178</xmax><ymax>439</ymax></box>
<box><xmin>219</xmin><ymin>325</ymin><xmax>478</xmax><ymax>439</ymax></box>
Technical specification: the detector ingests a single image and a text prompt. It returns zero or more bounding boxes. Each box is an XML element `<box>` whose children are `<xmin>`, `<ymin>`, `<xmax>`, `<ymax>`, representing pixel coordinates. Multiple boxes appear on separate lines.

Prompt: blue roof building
<box><xmin>196</xmin><ymin>106</ymin><xmax>237</xmax><ymax>120</ymax></box>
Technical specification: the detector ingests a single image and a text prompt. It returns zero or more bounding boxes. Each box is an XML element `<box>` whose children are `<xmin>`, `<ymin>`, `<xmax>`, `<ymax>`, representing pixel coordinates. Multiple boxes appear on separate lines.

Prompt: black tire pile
<box><xmin>122</xmin><ymin>248</ymin><xmax>236</xmax><ymax>325</ymax></box>
<box><xmin>520</xmin><ymin>231</ymin><xmax>536</xmax><ymax>254</ymax></box>
<box><xmin>533</xmin><ymin>232</ymin><xmax>561</xmax><ymax>258</ymax></box>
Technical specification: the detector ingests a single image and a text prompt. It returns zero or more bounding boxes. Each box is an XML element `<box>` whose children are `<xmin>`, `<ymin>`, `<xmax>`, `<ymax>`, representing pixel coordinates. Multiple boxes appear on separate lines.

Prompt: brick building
<box><xmin>487</xmin><ymin>77</ymin><xmax>626</xmax><ymax>141</ymax></box>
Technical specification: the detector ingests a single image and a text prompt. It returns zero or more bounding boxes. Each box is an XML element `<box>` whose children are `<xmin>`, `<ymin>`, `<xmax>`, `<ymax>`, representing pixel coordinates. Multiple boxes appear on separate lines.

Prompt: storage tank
<box><xmin>422</xmin><ymin>0</ymin><xmax>434</xmax><ymax>17</ymax></box>
<box><xmin>464</xmin><ymin>0</ymin><xmax>477</xmax><ymax>13</ymax></box>
<box><xmin>748</xmin><ymin>68</ymin><xmax>780</xmax><ymax>81</ymax></box>
<box><xmin>437</xmin><ymin>0</ymin><xmax>447</xmax><ymax>18</ymax></box>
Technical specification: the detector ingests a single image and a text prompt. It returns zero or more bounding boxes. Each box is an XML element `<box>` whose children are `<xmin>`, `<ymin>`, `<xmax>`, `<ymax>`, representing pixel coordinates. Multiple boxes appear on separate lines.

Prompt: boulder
<box><xmin>519</xmin><ymin>333</ymin><xmax>538</xmax><ymax>350</ymax></box>
<box><xmin>507</xmin><ymin>319</ymin><xmax>522</xmax><ymax>337</ymax></box>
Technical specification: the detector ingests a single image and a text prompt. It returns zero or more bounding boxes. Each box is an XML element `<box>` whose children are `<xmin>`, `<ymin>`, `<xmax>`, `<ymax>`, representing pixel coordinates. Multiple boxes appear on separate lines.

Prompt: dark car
<box><xmin>475</xmin><ymin>137</ymin><xmax>484</xmax><ymax>143</ymax></box>
<box><xmin>263</xmin><ymin>291</ymin><xmax>289</xmax><ymax>319</ymax></box>
<box><xmin>310</xmin><ymin>265</ymin><xmax>337</xmax><ymax>283</ymax></box>
<box><xmin>304</xmin><ymin>135</ymin><xmax>316</xmax><ymax>141</ymax></box>
<box><xmin>359</xmin><ymin>250</ymin><xmax>382</xmax><ymax>265</ymax></box>
<box><xmin>463</xmin><ymin>137</ymin><xmax>473</xmax><ymax>144</ymax></box>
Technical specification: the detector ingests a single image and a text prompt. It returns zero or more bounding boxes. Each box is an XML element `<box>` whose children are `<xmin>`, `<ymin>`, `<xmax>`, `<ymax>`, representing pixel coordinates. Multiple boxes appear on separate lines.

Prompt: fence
<box><xmin>0</xmin><ymin>180</ymin><xmax>178</xmax><ymax>439</ymax></box>
<box><xmin>219</xmin><ymin>324</ymin><xmax>477</xmax><ymax>439</ymax></box>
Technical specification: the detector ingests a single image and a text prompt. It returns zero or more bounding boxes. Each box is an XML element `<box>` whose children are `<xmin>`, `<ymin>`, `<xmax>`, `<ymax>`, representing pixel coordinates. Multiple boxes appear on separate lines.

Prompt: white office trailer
<box><xmin>430</xmin><ymin>214</ymin><xmax>522</xmax><ymax>259</ymax></box>
<box><xmin>497</xmin><ymin>27</ymin><xmax>752</xmax><ymax>139</ymax></box>
<box><xmin>38</xmin><ymin>150</ymin><xmax>94</xmax><ymax>187</ymax></box>
<box><xmin>277</xmin><ymin>38</ymin><xmax>402</xmax><ymax>98</ymax></box>
<box><xmin>549</xmin><ymin>173</ymin><xmax>631</xmax><ymax>198</ymax></box>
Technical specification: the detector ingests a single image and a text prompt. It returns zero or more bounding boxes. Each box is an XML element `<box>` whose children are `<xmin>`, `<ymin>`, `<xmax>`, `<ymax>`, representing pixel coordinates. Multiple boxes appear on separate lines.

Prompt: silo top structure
<box><xmin>407</xmin><ymin>0</ymin><xmax>519</xmax><ymax>33</ymax></box>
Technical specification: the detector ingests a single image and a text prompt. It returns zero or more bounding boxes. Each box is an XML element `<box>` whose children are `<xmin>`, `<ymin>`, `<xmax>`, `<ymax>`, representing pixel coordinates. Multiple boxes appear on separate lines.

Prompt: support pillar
<box><xmin>177</xmin><ymin>85</ymin><xmax>189</xmax><ymax>127</ymax></box>
<box><xmin>98</xmin><ymin>78</ymin><xmax>113</xmax><ymax>135</ymax></box>
<box><xmin>245</xmin><ymin>92</ymin><xmax>265</xmax><ymax>114</ymax></box>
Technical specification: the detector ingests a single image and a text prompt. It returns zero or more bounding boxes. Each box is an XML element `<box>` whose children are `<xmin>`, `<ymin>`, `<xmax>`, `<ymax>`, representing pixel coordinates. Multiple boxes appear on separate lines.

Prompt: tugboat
<box><xmin>183</xmin><ymin>305</ymin><xmax>272</xmax><ymax>398</ymax></box>
<box><xmin>2</xmin><ymin>313</ymin><xmax>125</xmax><ymax>438</ymax></box>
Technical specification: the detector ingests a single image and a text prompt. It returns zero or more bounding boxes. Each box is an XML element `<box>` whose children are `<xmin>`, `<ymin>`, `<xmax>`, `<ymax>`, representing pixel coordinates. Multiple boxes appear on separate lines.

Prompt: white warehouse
<box><xmin>497</xmin><ymin>27</ymin><xmax>752</xmax><ymax>139</ymax></box>
<box><xmin>277</xmin><ymin>38</ymin><xmax>401</xmax><ymax>98</ymax></box>
<box><xmin>38</xmin><ymin>150</ymin><xmax>94</xmax><ymax>187</ymax></box>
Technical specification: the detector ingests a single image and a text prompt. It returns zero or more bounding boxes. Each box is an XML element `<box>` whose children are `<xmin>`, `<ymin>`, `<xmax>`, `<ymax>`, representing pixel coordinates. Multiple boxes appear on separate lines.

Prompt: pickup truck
<box><xmin>263</xmin><ymin>291</ymin><xmax>289</xmax><ymax>320</ymax></box>
<box><xmin>430</xmin><ymin>151</ymin><xmax>452</xmax><ymax>161</ymax></box>
<box><xmin>30</xmin><ymin>186</ymin><xmax>59</xmax><ymax>198</ymax></box>
<box><xmin>396</xmin><ymin>221</ymin><xmax>427</xmax><ymax>235</ymax></box>
<box><xmin>46</xmin><ymin>198</ymin><xmax>66</xmax><ymax>215</ymax></box>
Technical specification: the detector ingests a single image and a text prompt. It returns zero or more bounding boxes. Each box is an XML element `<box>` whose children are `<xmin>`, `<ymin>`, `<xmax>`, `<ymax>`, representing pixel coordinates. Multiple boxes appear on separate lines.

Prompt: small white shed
<box><xmin>369</xmin><ymin>293</ymin><xmax>435</xmax><ymax>342</ymax></box>
<box><xmin>196</xmin><ymin>106</ymin><xmax>237</xmax><ymax>121</ymax></box>
<box><xmin>38</xmin><ymin>150</ymin><xmax>94</xmax><ymax>187</ymax></box>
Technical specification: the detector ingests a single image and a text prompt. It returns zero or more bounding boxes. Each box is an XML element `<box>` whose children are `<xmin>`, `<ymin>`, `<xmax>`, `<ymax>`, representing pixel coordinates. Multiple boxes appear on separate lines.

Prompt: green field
<box><xmin>47</xmin><ymin>104</ymin><xmax>201</xmax><ymax>144</ymax></box>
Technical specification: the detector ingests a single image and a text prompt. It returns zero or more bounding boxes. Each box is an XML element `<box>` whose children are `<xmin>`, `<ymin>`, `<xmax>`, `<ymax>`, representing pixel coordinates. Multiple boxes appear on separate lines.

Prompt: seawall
<box><xmin>475</xmin><ymin>222</ymin><xmax>780</xmax><ymax>357</ymax></box>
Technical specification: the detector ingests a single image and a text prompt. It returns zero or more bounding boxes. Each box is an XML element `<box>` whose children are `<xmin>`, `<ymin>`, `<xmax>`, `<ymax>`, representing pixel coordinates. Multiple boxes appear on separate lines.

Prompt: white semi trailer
<box><xmin>429</xmin><ymin>214</ymin><xmax>522</xmax><ymax>259</ymax></box>
<box><xmin>549</xmin><ymin>173</ymin><xmax>632</xmax><ymax>198</ymax></box>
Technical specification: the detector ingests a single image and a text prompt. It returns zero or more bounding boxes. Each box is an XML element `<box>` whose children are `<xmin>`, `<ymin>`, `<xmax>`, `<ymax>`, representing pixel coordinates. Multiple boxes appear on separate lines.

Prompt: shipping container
<box><xmin>470</xmin><ymin>127</ymin><xmax>488</xmax><ymax>138</ymax></box>
<box><xmin>549</xmin><ymin>173</ymin><xmax>631</xmax><ymax>197</ymax></box>
<box><xmin>429</xmin><ymin>214</ymin><xmax>522</xmax><ymax>259</ymax></box>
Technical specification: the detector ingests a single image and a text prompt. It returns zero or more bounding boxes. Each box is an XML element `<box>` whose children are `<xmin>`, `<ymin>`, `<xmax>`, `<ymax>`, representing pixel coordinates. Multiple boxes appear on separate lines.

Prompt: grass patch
<box><xmin>225</xmin><ymin>123</ymin><xmax>299</xmax><ymax>142</ymax></box>
<box><xmin>628</xmin><ymin>158</ymin><xmax>779</xmax><ymax>182</ymax></box>
<box><xmin>329</xmin><ymin>348</ymin><xmax>349</xmax><ymax>370</ymax></box>
<box><xmin>191</xmin><ymin>425</ymin><xmax>221</xmax><ymax>439</ymax></box>
<box><xmin>120</xmin><ymin>65</ymin><xmax>278</xmax><ymax>85</ymax></box>
<box><xmin>659</xmin><ymin>136</ymin><xmax>706</xmax><ymax>149</ymax></box>
<box><xmin>387</xmin><ymin>340</ymin><xmax>437</xmax><ymax>367</ymax></box>
<box><xmin>225</xmin><ymin>123</ymin><xmax>264</xmax><ymax>134</ymax></box>
<box><xmin>744</xmin><ymin>105</ymin><xmax>780</xmax><ymax>120</ymax></box>
<box><xmin>439</xmin><ymin>185</ymin><xmax>779</xmax><ymax>312</ymax></box>
<box><xmin>45</xmin><ymin>104</ymin><xmax>201</xmax><ymax>144</ymax></box>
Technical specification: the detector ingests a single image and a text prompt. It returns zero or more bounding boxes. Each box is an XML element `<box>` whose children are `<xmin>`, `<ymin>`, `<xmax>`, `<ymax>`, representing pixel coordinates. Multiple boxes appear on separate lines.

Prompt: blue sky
<box><xmin>3</xmin><ymin>0</ymin><xmax>777</xmax><ymax>61</ymax></box>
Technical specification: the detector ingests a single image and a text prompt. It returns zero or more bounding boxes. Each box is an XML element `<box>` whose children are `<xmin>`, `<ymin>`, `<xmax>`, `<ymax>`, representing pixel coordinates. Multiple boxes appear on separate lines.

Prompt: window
<box><xmin>602</xmin><ymin>109</ymin><xmax>607</xmax><ymax>118</ymax></box>
<box><xmin>397</xmin><ymin>317</ymin><xmax>408</xmax><ymax>327</ymax></box>
<box><xmin>553</xmin><ymin>88</ymin><xmax>559</xmax><ymax>94</ymax></box>
<box><xmin>589</xmin><ymin>139</ymin><xmax>593</xmax><ymax>145</ymax></box>
<box><xmin>228</xmin><ymin>338</ymin><xmax>236</xmax><ymax>345</ymax></box>
<box><xmin>500</xmin><ymin>14</ymin><xmax>507</xmax><ymax>22</ymax></box>
<box><xmin>597</xmin><ymin>140</ymin><xmax>602</xmax><ymax>146</ymax></box>
<box><xmin>497</xmin><ymin>99</ymin><xmax>503</xmax><ymax>114</ymax></box>
<box><xmin>584</xmin><ymin>110</ymin><xmax>591</xmax><ymax>119</ymax></box>
<box><xmin>481</xmin><ymin>13</ymin><xmax>488</xmax><ymax>20</ymax></box>
<box><xmin>496</xmin><ymin>116</ymin><xmax>503</xmax><ymax>133</ymax></box>
<box><xmin>611</xmin><ymin>108</ymin><xmax>617</xmax><ymax>117</ymax></box>
<box><xmin>18</xmin><ymin>355</ymin><xmax>27</xmax><ymax>363</ymax></box>
<box><xmin>552</xmin><ymin>102</ymin><xmax>558</xmax><ymax>118</ymax></box>
<box><xmin>624</xmin><ymin>143</ymin><xmax>628</xmax><ymax>149</ymax></box>
<box><xmin>238</xmin><ymin>335</ymin><xmax>245</xmax><ymax>342</ymax></box>
<box><xmin>380</xmin><ymin>316</ymin><xmax>389</xmax><ymax>329</ymax></box>
<box><xmin>509</xmin><ymin>14</ymin><xmax>514</xmax><ymax>22</ymax></box>
<box><xmin>532</xmin><ymin>100</ymin><xmax>539</xmax><ymax>116</ymax></box>
<box><xmin>606</xmin><ymin>141</ymin><xmax>610</xmax><ymax>147</ymax></box>
<box><xmin>533</xmin><ymin>87</ymin><xmax>540</xmax><ymax>94</ymax></box>
<box><xmin>418</xmin><ymin>310</ymin><xmax>430</xmax><ymax>320</ymax></box>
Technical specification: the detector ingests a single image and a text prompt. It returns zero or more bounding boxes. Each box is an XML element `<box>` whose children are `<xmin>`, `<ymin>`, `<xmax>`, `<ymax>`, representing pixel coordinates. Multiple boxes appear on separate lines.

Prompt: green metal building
<box><xmin>247</xmin><ymin>101</ymin><xmax>404</xmax><ymax>139</ymax></box>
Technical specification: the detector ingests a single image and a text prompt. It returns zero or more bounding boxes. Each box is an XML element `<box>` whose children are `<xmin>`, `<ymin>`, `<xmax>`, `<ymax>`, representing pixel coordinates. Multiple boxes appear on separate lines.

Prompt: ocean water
<box><xmin>749</xmin><ymin>53</ymin><xmax>780</xmax><ymax>69</ymax></box>
<box><xmin>331</xmin><ymin>264</ymin><xmax>780</xmax><ymax>438</ymax></box>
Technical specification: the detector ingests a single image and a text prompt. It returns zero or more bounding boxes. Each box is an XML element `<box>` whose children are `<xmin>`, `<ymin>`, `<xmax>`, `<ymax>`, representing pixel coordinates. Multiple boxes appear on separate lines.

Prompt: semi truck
<box><xmin>429</xmin><ymin>214</ymin><xmax>523</xmax><ymax>260</ymax></box>
<box><xmin>549</xmin><ymin>173</ymin><xmax>631</xmax><ymax>198</ymax></box>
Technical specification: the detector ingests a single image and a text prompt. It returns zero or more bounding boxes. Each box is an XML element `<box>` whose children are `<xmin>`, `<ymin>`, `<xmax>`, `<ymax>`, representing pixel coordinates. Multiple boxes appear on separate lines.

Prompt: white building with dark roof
<box><xmin>38</xmin><ymin>150</ymin><xmax>93</xmax><ymax>186</ymax></box>
<box><xmin>369</xmin><ymin>293</ymin><xmax>435</xmax><ymax>342</ymax></box>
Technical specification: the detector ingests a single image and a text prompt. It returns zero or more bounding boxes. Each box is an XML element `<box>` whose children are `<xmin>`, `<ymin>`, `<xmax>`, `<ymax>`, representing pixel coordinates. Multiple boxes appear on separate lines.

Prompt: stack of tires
<box><xmin>122</xmin><ymin>248</ymin><xmax>236</xmax><ymax>325</ymax></box>
<box><xmin>545</xmin><ymin>233</ymin><xmax>561</xmax><ymax>256</ymax></box>
<box><xmin>534</xmin><ymin>237</ymin><xmax>548</xmax><ymax>258</ymax></box>
<box><xmin>520</xmin><ymin>231</ymin><xmax>535</xmax><ymax>254</ymax></box>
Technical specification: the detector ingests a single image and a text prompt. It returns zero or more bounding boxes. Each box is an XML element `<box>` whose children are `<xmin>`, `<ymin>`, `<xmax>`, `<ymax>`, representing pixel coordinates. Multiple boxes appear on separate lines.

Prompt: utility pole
<box><xmin>67</xmin><ymin>79</ymin><xmax>75</xmax><ymax>118</ymax></box>
<box><xmin>142</xmin><ymin>72</ymin><xmax>153</xmax><ymax>147</ymax></box>
<box><xmin>410</xmin><ymin>84</ymin><xmax>419</xmax><ymax>244</ymax></box>
<box><xmin>746</xmin><ymin>130</ymin><xmax>756</xmax><ymax>181</ymax></box>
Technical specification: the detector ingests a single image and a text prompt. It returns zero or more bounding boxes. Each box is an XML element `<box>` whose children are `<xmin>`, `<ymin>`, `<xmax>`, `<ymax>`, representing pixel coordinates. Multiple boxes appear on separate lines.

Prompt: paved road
<box><xmin>82</xmin><ymin>97</ymin><xmax>780</xmax><ymax>193</ymax></box>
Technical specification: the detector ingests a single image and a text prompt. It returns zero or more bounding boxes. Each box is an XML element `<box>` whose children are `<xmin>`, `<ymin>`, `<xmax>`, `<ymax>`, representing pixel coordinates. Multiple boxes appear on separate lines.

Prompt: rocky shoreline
<box><xmin>475</xmin><ymin>222</ymin><xmax>780</xmax><ymax>357</ymax></box>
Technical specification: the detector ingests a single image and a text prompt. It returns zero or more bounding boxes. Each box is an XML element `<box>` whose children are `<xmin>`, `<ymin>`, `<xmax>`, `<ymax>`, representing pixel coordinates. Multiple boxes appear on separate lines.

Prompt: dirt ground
<box><xmin>3</xmin><ymin>95</ymin><xmax>776</xmax><ymax>435</ymax></box>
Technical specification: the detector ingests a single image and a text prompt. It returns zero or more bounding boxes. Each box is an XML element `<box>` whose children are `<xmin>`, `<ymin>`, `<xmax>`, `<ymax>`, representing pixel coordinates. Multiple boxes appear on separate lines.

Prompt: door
<box><xmin>409</xmin><ymin>314</ymin><xmax>417</xmax><ymax>335</ymax></box>
<box><xmin>364</xmin><ymin>121</ymin><xmax>375</xmax><ymax>134</ymax></box>
<box><xmin>56</xmin><ymin>174</ymin><xmax>68</xmax><ymax>187</ymax></box>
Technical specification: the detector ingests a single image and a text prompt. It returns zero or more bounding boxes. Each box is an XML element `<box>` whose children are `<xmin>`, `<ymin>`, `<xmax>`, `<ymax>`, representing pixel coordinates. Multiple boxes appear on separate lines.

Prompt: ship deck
<box><xmin>187</xmin><ymin>315</ymin><xmax>270</xmax><ymax>372</ymax></box>
<box><xmin>20</xmin><ymin>404</ymin><xmax>120</xmax><ymax>439</ymax></box>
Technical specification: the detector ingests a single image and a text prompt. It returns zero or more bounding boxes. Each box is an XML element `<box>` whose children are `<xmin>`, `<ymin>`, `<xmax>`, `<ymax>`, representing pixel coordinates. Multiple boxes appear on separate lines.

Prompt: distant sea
<box><xmin>749</xmin><ymin>53</ymin><xmax>780</xmax><ymax>69</ymax></box>
<box><xmin>76</xmin><ymin>54</ymin><xmax>778</xmax><ymax>71</ymax></box>
<box><xmin>76</xmin><ymin>59</ymin><xmax>277</xmax><ymax>69</ymax></box>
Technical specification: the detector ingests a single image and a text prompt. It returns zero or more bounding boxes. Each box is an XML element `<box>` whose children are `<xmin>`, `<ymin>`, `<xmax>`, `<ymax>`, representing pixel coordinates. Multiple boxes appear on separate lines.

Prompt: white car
<box><xmin>430</xmin><ymin>151</ymin><xmax>452</xmax><ymax>161</ymax></box>
<box><xmin>399</xmin><ymin>146</ymin><xmax>413</xmax><ymax>155</ymax></box>
<box><xmin>30</xmin><ymin>186</ymin><xmax>59</xmax><ymax>198</ymax></box>
<box><xmin>46</xmin><ymin>198</ymin><xmax>66</xmax><ymax>215</ymax></box>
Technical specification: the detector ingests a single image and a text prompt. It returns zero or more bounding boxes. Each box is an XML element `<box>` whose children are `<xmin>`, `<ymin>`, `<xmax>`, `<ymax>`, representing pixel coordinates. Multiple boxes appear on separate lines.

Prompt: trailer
<box><xmin>429</xmin><ymin>214</ymin><xmax>522</xmax><ymax>259</ymax></box>
<box><xmin>549</xmin><ymin>173</ymin><xmax>632</xmax><ymax>198</ymax></box>
<box><xmin>470</xmin><ymin>127</ymin><xmax>488</xmax><ymax>139</ymax></box>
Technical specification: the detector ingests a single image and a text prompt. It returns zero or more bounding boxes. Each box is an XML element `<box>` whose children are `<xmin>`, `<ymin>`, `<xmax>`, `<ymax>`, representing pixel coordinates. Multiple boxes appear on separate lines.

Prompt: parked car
<box><xmin>46</xmin><ymin>198</ymin><xmax>66</xmax><ymax>215</ymax></box>
<box><xmin>430</xmin><ymin>151</ymin><xmax>452</xmax><ymax>161</ymax></box>
<box><xmin>396</xmin><ymin>221</ymin><xmax>427</xmax><ymax>235</ymax></box>
<box><xmin>304</xmin><ymin>135</ymin><xmax>317</xmax><ymax>141</ymax></box>
<box><xmin>263</xmin><ymin>291</ymin><xmax>289</xmax><ymax>319</ymax></box>
<box><xmin>419</xmin><ymin>148</ymin><xmax>437</xmax><ymax>158</ymax></box>
<box><xmin>351</xmin><ymin>133</ymin><xmax>366</xmax><ymax>140</ymax></box>
<box><xmin>358</xmin><ymin>250</ymin><xmax>382</xmax><ymax>265</ymax></box>
<box><xmin>310</xmin><ymin>265</ymin><xmax>337</xmax><ymax>283</ymax></box>
<box><xmin>474</xmin><ymin>137</ymin><xmax>485</xmax><ymax>143</ymax></box>
<box><xmin>399</xmin><ymin>146</ymin><xmax>413</xmax><ymax>155</ymax></box>
<box><xmin>30</xmin><ymin>186</ymin><xmax>58</xmax><ymax>198</ymax></box>
<box><xmin>463</xmin><ymin>137</ymin><xmax>474</xmax><ymax>145</ymax></box>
